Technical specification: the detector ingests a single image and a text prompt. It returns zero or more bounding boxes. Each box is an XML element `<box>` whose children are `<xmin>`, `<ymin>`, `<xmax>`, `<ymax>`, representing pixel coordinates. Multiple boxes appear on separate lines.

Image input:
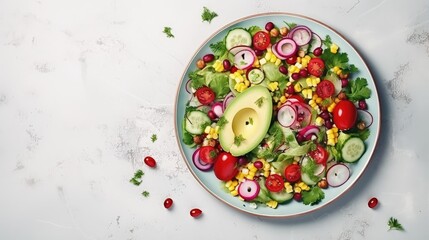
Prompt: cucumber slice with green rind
<box><xmin>225</xmin><ymin>28</ymin><xmax>252</xmax><ymax>50</ymax></box>
<box><xmin>269</xmin><ymin>190</ymin><xmax>293</xmax><ymax>203</ymax></box>
<box><xmin>185</xmin><ymin>111</ymin><xmax>211</xmax><ymax>135</ymax></box>
<box><xmin>341</xmin><ymin>137</ymin><xmax>365</xmax><ymax>162</ymax></box>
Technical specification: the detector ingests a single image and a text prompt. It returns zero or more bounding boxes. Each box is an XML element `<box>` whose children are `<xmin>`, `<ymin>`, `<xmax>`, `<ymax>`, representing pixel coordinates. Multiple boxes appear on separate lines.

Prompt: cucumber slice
<box><xmin>269</xmin><ymin>190</ymin><xmax>293</xmax><ymax>203</ymax></box>
<box><xmin>225</xmin><ymin>28</ymin><xmax>252</xmax><ymax>50</ymax></box>
<box><xmin>247</xmin><ymin>68</ymin><xmax>265</xmax><ymax>84</ymax></box>
<box><xmin>341</xmin><ymin>137</ymin><xmax>365</xmax><ymax>163</ymax></box>
<box><xmin>185</xmin><ymin>111</ymin><xmax>211</xmax><ymax>135</ymax></box>
<box><xmin>254</xmin><ymin>178</ymin><xmax>272</xmax><ymax>203</ymax></box>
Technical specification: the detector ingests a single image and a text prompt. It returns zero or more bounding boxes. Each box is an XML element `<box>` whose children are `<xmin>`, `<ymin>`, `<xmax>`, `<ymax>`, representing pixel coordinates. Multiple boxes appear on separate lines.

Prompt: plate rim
<box><xmin>174</xmin><ymin>12</ymin><xmax>382</xmax><ymax>218</ymax></box>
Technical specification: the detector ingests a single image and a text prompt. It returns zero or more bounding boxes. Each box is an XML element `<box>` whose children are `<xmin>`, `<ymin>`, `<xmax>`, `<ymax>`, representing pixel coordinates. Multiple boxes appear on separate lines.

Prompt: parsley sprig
<box><xmin>201</xmin><ymin>7</ymin><xmax>218</xmax><ymax>23</ymax></box>
<box><xmin>388</xmin><ymin>217</ymin><xmax>404</xmax><ymax>231</ymax></box>
<box><xmin>129</xmin><ymin>169</ymin><xmax>144</xmax><ymax>186</ymax></box>
<box><xmin>234</xmin><ymin>134</ymin><xmax>245</xmax><ymax>146</ymax></box>
<box><xmin>255</xmin><ymin>97</ymin><xmax>266</xmax><ymax>107</ymax></box>
<box><xmin>151</xmin><ymin>134</ymin><xmax>157</xmax><ymax>143</ymax></box>
<box><xmin>163</xmin><ymin>27</ymin><xmax>174</xmax><ymax>38</ymax></box>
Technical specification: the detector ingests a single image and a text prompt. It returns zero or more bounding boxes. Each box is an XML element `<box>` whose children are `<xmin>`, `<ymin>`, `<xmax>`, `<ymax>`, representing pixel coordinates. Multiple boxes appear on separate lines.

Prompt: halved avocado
<box><xmin>219</xmin><ymin>86</ymin><xmax>273</xmax><ymax>156</ymax></box>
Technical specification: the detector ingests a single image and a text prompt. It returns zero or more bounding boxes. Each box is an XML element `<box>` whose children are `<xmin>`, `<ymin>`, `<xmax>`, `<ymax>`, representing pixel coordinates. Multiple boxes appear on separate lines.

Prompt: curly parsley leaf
<box><xmin>163</xmin><ymin>27</ymin><xmax>174</xmax><ymax>38</ymax></box>
<box><xmin>189</xmin><ymin>70</ymin><xmax>205</xmax><ymax>89</ymax></box>
<box><xmin>323</xmin><ymin>35</ymin><xmax>333</xmax><ymax>48</ymax></box>
<box><xmin>130</xmin><ymin>169</ymin><xmax>144</xmax><ymax>186</ymax></box>
<box><xmin>142</xmin><ymin>191</ymin><xmax>150</xmax><ymax>197</ymax></box>
<box><xmin>388</xmin><ymin>217</ymin><xmax>404</xmax><ymax>231</ymax></box>
<box><xmin>320</xmin><ymin>47</ymin><xmax>359</xmax><ymax>74</ymax></box>
<box><xmin>217</xmin><ymin>116</ymin><xmax>228</xmax><ymax>130</ymax></box>
<box><xmin>209</xmin><ymin>41</ymin><xmax>227</xmax><ymax>58</ymax></box>
<box><xmin>201</xmin><ymin>7</ymin><xmax>218</xmax><ymax>23</ymax></box>
<box><xmin>151</xmin><ymin>134</ymin><xmax>157</xmax><ymax>143</ymax></box>
<box><xmin>346</xmin><ymin>77</ymin><xmax>372</xmax><ymax>101</ymax></box>
<box><xmin>247</xmin><ymin>25</ymin><xmax>262</xmax><ymax>36</ymax></box>
<box><xmin>302</xmin><ymin>186</ymin><xmax>325</xmax><ymax>205</ymax></box>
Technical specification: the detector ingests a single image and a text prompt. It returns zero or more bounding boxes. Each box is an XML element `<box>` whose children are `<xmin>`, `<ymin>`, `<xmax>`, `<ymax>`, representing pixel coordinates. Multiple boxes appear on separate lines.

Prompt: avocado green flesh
<box><xmin>219</xmin><ymin>86</ymin><xmax>273</xmax><ymax>156</ymax></box>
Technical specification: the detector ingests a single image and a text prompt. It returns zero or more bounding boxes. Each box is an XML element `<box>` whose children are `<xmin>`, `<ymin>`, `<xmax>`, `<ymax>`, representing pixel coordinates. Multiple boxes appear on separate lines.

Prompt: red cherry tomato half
<box><xmin>144</xmin><ymin>156</ymin><xmax>157</xmax><ymax>168</ymax></box>
<box><xmin>316</xmin><ymin>80</ymin><xmax>335</xmax><ymax>98</ymax></box>
<box><xmin>307</xmin><ymin>58</ymin><xmax>325</xmax><ymax>77</ymax></box>
<box><xmin>252</xmin><ymin>31</ymin><xmax>271</xmax><ymax>51</ymax></box>
<box><xmin>265</xmin><ymin>174</ymin><xmax>284</xmax><ymax>192</ymax></box>
<box><xmin>332</xmin><ymin>100</ymin><xmax>358</xmax><ymax>130</ymax></box>
<box><xmin>284</xmin><ymin>164</ymin><xmax>301</xmax><ymax>183</ymax></box>
<box><xmin>190</xmin><ymin>208</ymin><xmax>203</xmax><ymax>218</ymax></box>
<box><xmin>195</xmin><ymin>86</ymin><xmax>215</xmax><ymax>105</ymax></box>
<box><xmin>198</xmin><ymin>146</ymin><xmax>218</xmax><ymax>164</ymax></box>
<box><xmin>213</xmin><ymin>152</ymin><xmax>238</xmax><ymax>181</ymax></box>
<box><xmin>309</xmin><ymin>145</ymin><xmax>329</xmax><ymax>165</ymax></box>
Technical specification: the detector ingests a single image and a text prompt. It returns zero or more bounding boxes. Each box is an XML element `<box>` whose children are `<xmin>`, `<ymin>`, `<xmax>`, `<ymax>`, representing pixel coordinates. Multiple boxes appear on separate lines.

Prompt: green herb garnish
<box><xmin>209</xmin><ymin>41</ymin><xmax>227</xmax><ymax>58</ymax></box>
<box><xmin>151</xmin><ymin>134</ymin><xmax>157</xmax><ymax>143</ymax></box>
<box><xmin>234</xmin><ymin>134</ymin><xmax>245</xmax><ymax>146</ymax></box>
<box><xmin>323</xmin><ymin>35</ymin><xmax>333</xmax><ymax>48</ymax></box>
<box><xmin>130</xmin><ymin>169</ymin><xmax>144</xmax><ymax>186</ymax></box>
<box><xmin>345</xmin><ymin>77</ymin><xmax>371</xmax><ymax>101</ymax></box>
<box><xmin>388</xmin><ymin>217</ymin><xmax>404</xmax><ymax>231</ymax></box>
<box><xmin>142</xmin><ymin>191</ymin><xmax>150</xmax><ymax>197</ymax></box>
<box><xmin>249</xmin><ymin>117</ymin><xmax>254</xmax><ymax>125</ymax></box>
<box><xmin>163</xmin><ymin>27</ymin><xmax>174</xmax><ymax>38</ymax></box>
<box><xmin>302</xmin><ymin>186</ymin><xmax>325</xmax><ymax>205</ymax></box>
<box><xmin>217</xmin><ymin>116</ymin><xmax>228</xmax><ymax>130</ymax></box>
<box><xmin>201</xmin><ymin>7</ymin><xmax>218</xmax><ymax>23</ymax></box>
<box><xmin>283</xmin><ymin>21</ymin><xmax>297</xmax><ymax>30</ymax></box>
<box><xmin>255</xmin><ymin>97</ymin><xmax>265</xmax><ymax>107</ymax></box>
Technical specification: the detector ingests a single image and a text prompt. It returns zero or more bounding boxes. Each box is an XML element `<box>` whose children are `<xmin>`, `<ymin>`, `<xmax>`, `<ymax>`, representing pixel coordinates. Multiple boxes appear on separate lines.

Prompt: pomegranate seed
<box><xmin>164</xmin><ymin>198</ymin><xmax>173</xmax><ymax>209</ymax></box>
<box><xmin>190</xmin><ymin>208</ymin><xmax>202</xmax><ymax>218</ymax></box>
<box><xmin>293</xmin><ymin>192</ymin><xmax>302</xmax><ymax>201</ymax></box>
<box><xmin>286</xmin><ymin>85</ymin><xmax>295</xmax><ymax>94</ymax></box>
<box><xmin>313</xmin><ymin>47</ymin><xmax>323</xmax><ymax>56</ymax></box>
<box><xmin>279</xmin><ymin>65</ymin><xmax>288</xmax><ymax>75</ymax></box>
<box><xmin>253</xmin><ymin>161</ymin><xmax>263</xmax><ymax>169</ymax></box>
<box><xmin>341</xmin><ymin>78</ymin><xmax>349</xmax><ymax>87</ymax></box>
<box><xmin>254</xmin><ymin>49</ymin><xmax>264</xmax><ymax>57</ymax></box>
<box><xmin>358</xmin><ymin>100</ymin><xmax>367</xmax><ymax>110</ymax></box>
<box><xmin>207</xmin><ymin>110</ymin><xmax>217</xmax><ymax>120</ymax></box>
<box><xmin>223</xmin><ymin>59</ymin><xmax>231</xmax><ymax>71</ymax></box>
<box><xmin>291</xmin><ymin>72</ymin><xmax>300</xmax><ymax>80</ymax></box>
<box><xmin>299</xmin><ymin>69</ymin><xmax>308</xmax><ymax>78</ymax></box>
<box><xmin>368</xmin><ymin>197</ymin><xmax>378</xmax><ymax>208</ymax></box>
<box><xmin>144</xmin><ymin>156</ymin><xmax>156</xmax><ymax>168</ymax></box>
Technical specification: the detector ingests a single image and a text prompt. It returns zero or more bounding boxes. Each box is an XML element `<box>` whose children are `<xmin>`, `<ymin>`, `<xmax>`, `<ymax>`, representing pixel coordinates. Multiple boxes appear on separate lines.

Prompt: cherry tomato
<box><xmin>190</xmin><ymin>208</ymin><xmax>203</xmax><ymax>218</ymax></box>
<box><xmin>195</xmin><ymin>86</ymin><xmax>215</xmax><ymax>105</ymax></box>
<box><xmin>213</xmin><ymin>152</ymin><xmax>238</xmax><ymax>181</ymax></box>
<box><xmin>164</xmin><ymin>198</ymin><xmax>173</xmax><ymax>209</ymax></box>
<box><xmin>265</xmin><ymin>174</ymin><xmax>284</xmax><ymax>192</ymax></box>
<box><xmin>198</xmin><ymin>146</ymin><xmax>218</xmax><ymax>164</ymax></box>
<box><xmin>284</xmin><ymin>164</ymin><xmax>301</xmax><ymax>183</ymax></box>
<box><xmin>252</xmin><ymin>31</ymin><xmax>271</xmax><ymax>50</ymax></box>
<box><xmin>307</xmin><ymin>58</ymin><xmax>325</xmax><ymax>77</ymax></box>
<box><xmin>316</xmin><ymin>80</ymin><xmax>335</xmax><ymax>98</ymax></box>
<box><xmin>144</xmin><ymin>156</ymin><xmax>157</xmax><ymax>168</ymax></box>
<box><xmin>332</xmin><ymin>100</ymin><xmax>357</xmax><ymax>130</ymax></box>
<box><xmin>309</xmin><ymin>145</ymin><xmax>329</xmax><ymax>165</ymax></box>
<box><xmin>368</xmin><ymin>197</ymin><xmax>378</xmax><ymax>208</ymax></box>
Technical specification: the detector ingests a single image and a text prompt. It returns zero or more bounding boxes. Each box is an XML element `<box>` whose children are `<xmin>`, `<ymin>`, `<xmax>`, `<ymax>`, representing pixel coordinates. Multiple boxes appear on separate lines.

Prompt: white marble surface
<box><xmin>1</xmin><ymin>0</ymin><xmax>428</xmax><ymax>239</ymax></box>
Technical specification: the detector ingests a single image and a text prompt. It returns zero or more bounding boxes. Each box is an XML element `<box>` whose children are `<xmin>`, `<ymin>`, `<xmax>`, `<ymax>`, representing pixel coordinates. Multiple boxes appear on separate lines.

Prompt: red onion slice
<box><xmin>309</xmin><ymin>32</ymin><xmax>322</xmax><ymax>53</ymax></box>
<box><xmin>222</xmin><ymin>92</ymin><xmax>235</xmax><ymax>111</ymax></box>
<box><xmin>289</xmin><ymin>25</ymin><xmax>313</xmax><ymax>46</ymax></box>
<box><xmin>233</xmin><ymin>49</ymin><xmax>256</xmax><ymax>70</ymax></box>
<box><xmin>228</xmin><ymin>45</ymin><xmax>254</xmax><ymax>56</ymax></box>
<box><xmin>326</xmin><ymin>163</ymin><xmax>351</xmax><ymax>187</ymax></box>
<box><xmin>298</xmin><ymin>125</ymin><xmax>320</xmax><ymax>140</ymax></box>
<box><xmin>211</xmin><ymin>102</ymin><xmax>224</xmax><ymax>118</ymax></box>
<box><xmin>357</xmin><ymin>109</ymin><xmax>373</xmax><ymax>129</ymax></box>
<box><xmin>238</xmin><ymin>179</ymin><xmax>260</xmax><ymax>201</ymax></box>
<box><xmin>275</xmin><ymin>38</ymin><xmax>298</xmax><ymax>58</ymax></box>
<box><xmin>277</xmin><ymin>104</ymin><xmax>298</xmax><ymax>127</ymax></box>
<box><xmin>185</xmin><ymin>79</ymin><xmax>192</xmax><ymax>94</ymax></box>
<box><xmin>271</xmin><ymin>43</ymin><xmax>286</xmax><ymax>60</ymax></box>
<box><xmin>192</xmin><ymin>148</ymin><xmax>213</xmax><ymax>172</ymax></box>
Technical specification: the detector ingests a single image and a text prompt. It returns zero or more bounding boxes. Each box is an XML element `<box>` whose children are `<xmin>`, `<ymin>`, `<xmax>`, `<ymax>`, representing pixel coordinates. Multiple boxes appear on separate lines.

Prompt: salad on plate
<box><xmin>180</xmin><ymin>19</ymin><xmax>374</xmax><ymax>210</ymax></box>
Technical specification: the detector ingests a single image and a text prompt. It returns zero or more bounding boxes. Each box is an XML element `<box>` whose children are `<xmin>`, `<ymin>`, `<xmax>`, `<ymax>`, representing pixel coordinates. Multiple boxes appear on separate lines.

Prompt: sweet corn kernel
<box><xmin>264</xmin><ymin>163</ymin><xmax>271</xmax><ymax>170</ymax></box>
<box><xmin>241</xmin><ymin>168</ymin><xmax>249</xmax><ymax>175</ymax></box>
<box><xmin>225</xmin><ymin>180</ymin><xmax>233</xmax><ymax>188</ymax></box>
<box><xmin>315</xmin><ymin>116</ymin><xmax>324</xmax><ymax>126</ymax></box>
<box><xmin>306</xmin><ymin>78</ymin><xmax>313</xmax><ymax>87</ymax></box>
<box><xmin>295</xmin><ymin>62</ymin><xmax>303</xmax><ymax>69</ymax></box>
<box><xmin>230</xmin><ymin>190</ymin><xmax>239</xmax><ymax>196</ymax></box>
<box><xmin>316</xmin><ymin>97</ymin><xmax>322</xmax><ymax>104</ymax></box>
<box><xmin>327</xmin><ymin>138</ymin><xmax>335</xmax><ymax>146</ymax></box>
<box><xmin>285</xmin><ymin>185</ymin><xmax>293</xmax><ymax>193</ymax></box>
<box><xmin>248</xmin><ymin>164</ymin><xmax>257</xmax><ymax>172</ymax></box>
<box><xmin>204</xmin><ymin>126</ymin><xmax>211</xmax><ymax>134</ymax></box>
<box><xmin>266</xmin><ymin>200</ymin><xmax>278</xmax><ymax>209</ymax></box>
<box><xmin>265</xmin><ymin>52</ymin><xmax>272</xmax><ymax>60</ymax></box>
<box><xmin>270</xmin><ymin>54</ymin><xmax>277</xmax><ymax>63</ymax></box>
<box><xmin>229</xmin><ymin>73</ymin><xmax>236</xmax><ymax>79</ymax></box>
<box><xmin>294</xmin><ymin>83</ymin><xmax>302</xmax><ymax>92</ymax></box>
<box><xmin>268</xmin><ymin>82</ymin><xmax>279</xmax><ymax>92</ymax></box>
<box><xmin>275</xmin><ymin>58</ymin><xmax>281</xmax><ymax>66</ymax></box>
<box><xmin>280</xmin><ymin>96</ymin><xmax>287</xmax><ymax>103</ymax></box>
<box><xmin>296</xmin><ymin>57</ymin><xmax>302</xmax><ymax>64</ymax></box>
<box><xmin>228</xmin><ymin>185</ymin><xmax>235</xmax><ymax>191</ymax></box>
<box><xmin>263</xmin><ymin>171</ymin><xmax>270</xmax><ymax>178</ymax></box>
<box><xmin>313</xmin><ymin>77</ymin><xmax>320</xmax><ymax>86</ymax></box>
<box><xmin>294</xmin><ymin>186</ymin><xmax>302</xmax><ymax>193</ymax></box>
<box><xmin>330</xmin><ymin>43</ymin><xmax>339</xmax><ymax>54</ymax></box>
<box><xmin>328</xmin><ymin>132</ymin><xmax>335</xmax><ymax>139</ymax></box>
<box><xmin>244</xmin><ymin>80</ymin><xmax>250</xmax><ymax>87</ymax></box>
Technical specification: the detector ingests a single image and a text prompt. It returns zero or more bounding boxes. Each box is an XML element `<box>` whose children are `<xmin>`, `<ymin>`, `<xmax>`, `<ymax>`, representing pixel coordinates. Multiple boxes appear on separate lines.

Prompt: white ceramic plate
<box><xmin>174</xmin><ymin>13</ymin><xmax>380</xmax><ymax>218</ymax></box>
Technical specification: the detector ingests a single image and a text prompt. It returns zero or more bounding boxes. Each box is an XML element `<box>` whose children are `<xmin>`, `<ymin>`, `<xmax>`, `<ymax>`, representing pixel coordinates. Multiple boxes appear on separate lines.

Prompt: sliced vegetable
<box><xmin>289</xmin><ymin>25</ymin><xmax>313</xmax><ymax>46</ymax></box>
<box><xmin>247</xmin><ymin>68</ymin><xmax>265</xmax><ymax>84</ymax></box>
<box><xmin>192</xmin><ymin>148</ymin><xmax>213</xmax><ymax>171</ymax></box>
<box><xmin>326</xmin><ymin>163</ymin><xmax>350</xmax><ymax>187</ymax></box>
<box><xmin>238</xmin><ymin>179</ymin><xmax>260</xmax><ymax>201</ymax></box>
<box><xmin>233</xmin><ymin>49</ymin><xmax>256</xmax><ymax>70</ymax></box>
<box><xmin>185</xmin><ymin>111</ymin><xmax>211</xmax><ymax>135</ymax></box>
<box><xmin>308</xmin><ymin>32</ymin><xmax>322</xmax><ymax>53</ymax></box>
<box><xmin>225</xmin><ymin>28</ymin><xmax>252</xmax><ymax>50</ymax></box>
<box><xmin>357</xmin><ymin>109</ymin><xmax>374</xmax><ymax>129</ymax></box>
<box><xmin>211</xmin><ymin>102</ymin><xmax>224</xmax><ymax>118</ymax></box>
<box><xmin>341</xmin><ymin>137</ymin><xmax>365</xmax><ymax>163</ymax></box>
<box><xmin>277</xmin><ymin>104</ymin><xmax>297</xmax><ymax>128</ymax></box>
<box><xmin>269</xmin><ymin>190</ymin><xmax>293</xmax><ymax>203</ymax></box>
<box><xmin>275</xmin><ymin>38</ymin><xmax>298</xmax><ymax>58</ymax></box>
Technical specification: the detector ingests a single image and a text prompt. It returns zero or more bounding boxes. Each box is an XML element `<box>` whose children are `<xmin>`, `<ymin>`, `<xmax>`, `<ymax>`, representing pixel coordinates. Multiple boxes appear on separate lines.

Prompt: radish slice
<box><xmin>309</xmin><ymin>32</ymin><xmax>322</xmax><ymax>53</ymax></box>
<box><xmin>271</xmin><ymin>43</ymin><xmax>286</xmax><ymax>60</ymax></box>
<box><xmin>238</xmin><ymin>179</ymin><xmax>260</xmax><ymax>201</ymax></box>
<box><xmin>222</xmin><ymin>92</ymin><xmax>235</xmax><ymax>111</ymax></box>
<box><xmin>277</xmin><ymin>104</ymin><xmax>297</xmax><ymax>127</ymax></box>
<box><xmin>357</xmin><ymin>109</ymin><xmax>374</xmax><ymax>128</ymax></box>
<box><xmin>185</xmin><ymin>79</ymin><xmax>192</xmax><ymax>94</ymax></box>
<box><xmin>211</xmin><ymin>102</ymin><xmax>224</xmax><ymax>118</ymax></box>
<box><xmin>326</xmin><ymin>163</ymin><xmax>351</xmax><ymax>187</ymax></box>
<box><xmin>275</xmin><ymin>38</ymin><xmax>298</xmax><ymax>58</ymax></box>
<box><xmin>233</xmin><ymin>49</ymin><xmax>256</xmax><ymax>70</ymax></box>
<box><xmin>228</xmin><ymin>45</ymin><xmax>254</xmax><ymax>56</ymax></box>
<box><xmin>289</xmin><ymin>25</ymin><xmax>313</xmax><ymax>46</ymax></box>
<box><xmin>192</xmin><ymin>148</ymin><xmax>213</xmax><ymax>172</ymax></box>
<box><xmin>289</xmin><ymin>102</ymin><xmax>312</xmax><ymax>129</ymax></box>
